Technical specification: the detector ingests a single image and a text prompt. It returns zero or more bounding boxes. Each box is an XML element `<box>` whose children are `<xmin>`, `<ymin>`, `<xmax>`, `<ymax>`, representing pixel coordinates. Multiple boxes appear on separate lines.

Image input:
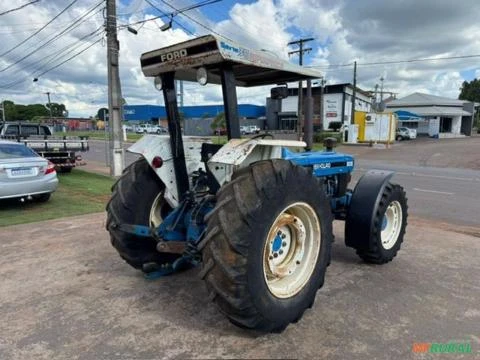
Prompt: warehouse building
<box><xmin>266</xmin><ymin>83</ymin><xmax>372</xmax><ymax>131</ymax></box>
<box><xmin>123</xmin><ymin>104</ymin><xmax>265</xmax><ymax>135</ymax></box>
<box><xmin>386</xmin><ymin>93</ymin><xmax>476</xmax><ymax>137</ymax></box>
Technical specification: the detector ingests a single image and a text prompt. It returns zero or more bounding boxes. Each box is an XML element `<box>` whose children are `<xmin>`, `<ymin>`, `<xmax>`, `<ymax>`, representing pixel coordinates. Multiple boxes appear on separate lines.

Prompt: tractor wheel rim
<box><xmin>381</xmin><ymin>200</ymin><xmax>402</xmax><ymax>250</ymax></box>
<box><xmin>263</xmin><ymin>202</ymin><xmax>321</xmax><ymax>299</ymax></box>
<box><xmin>149</xmin><ymin>191</ymin><xmax>165</xmax><ymax>228</ymax></box>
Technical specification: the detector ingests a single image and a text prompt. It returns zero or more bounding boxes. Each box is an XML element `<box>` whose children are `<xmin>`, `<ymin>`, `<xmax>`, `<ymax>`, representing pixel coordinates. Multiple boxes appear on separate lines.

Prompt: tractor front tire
<box><xmin>106</xmin><ymin>159</ymin><xmax>179</xmax><ymax>273</ymax></box>
<box><xmin>354</xmin><ymin>183</ymin><xmax>407</xmax><ymax>264</ymax></box>
<box><xmin>199</xmin><ymin>160</ymin><xmax>333</xmax><ymax>332</ymax></box>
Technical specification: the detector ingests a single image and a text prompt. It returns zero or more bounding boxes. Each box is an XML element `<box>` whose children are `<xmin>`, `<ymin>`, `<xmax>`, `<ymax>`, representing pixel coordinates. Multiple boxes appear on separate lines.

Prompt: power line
<box><xmin>32</xmin><ymin>26</ymin><xmax>104</xmax><ymax>75</ymax></box>
<box><xmin>0</xmin><ymin>37</ymin><xmax>103</xmax><ymax>89</ymax></box>
<box><xmin>143</xmin><ymin>0</ymin><xmax>195</xmax><ymax>35</ymax></box>
<box><xmin>119</xmin><ymin>0</ymin><xmax>220</xmax><ymax>34</ymax></box>
<box><xmin>0</xmin><ymin>0</ymin><xmax>78</xmax><ymax>58</ymax></box>
<box><xmin>155</xmin><ymin>0</ymin><xmax>233</xmax><ymax>41</ymax></box>
<box><xmin>0</xmin><ymin>1</ymin><xmax>104</xmax><ymax>73</ymax></box>
<box><xmin>307</xmin><ymin>54</ymin><xmax>480</xmax><ymax>69</ymax></box>
<box><xmin>0</xmin><ymin>0</ymin><xmax>40</xmax><ymax>16</ymax></box>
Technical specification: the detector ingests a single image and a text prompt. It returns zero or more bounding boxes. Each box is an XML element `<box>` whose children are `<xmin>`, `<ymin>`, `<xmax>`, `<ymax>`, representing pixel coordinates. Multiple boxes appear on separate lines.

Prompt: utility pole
<box><xmin>380</xmin><ymin>76</ymin><xmax>385</xmax><ymax>103</ymax></box>
<box><xmin>319</xmin><ymin>78</ymin><xmax>326</xmax><ymax>130</ymax></box>
<box><xmin>288</xmin><ymin>37</ymin><xmax>314</xmax><ymax>139</ymax></box>
<box><xmin>106</xmin><ymin>0</ymin><xmax>124</xmax><ymax>176</ymax></box>
<box><xmin>45</xmin><ymin>92</ymin><xmax>53</xmax><ymax>122</ymax></box>
<box><xmin>1</xmin><ymin>100</ymin><xmax>6</xmax><ymax>124</ymax></box>
<box><xmin>350</xmin><ymin>61</ymin><xmax>357</xmax><ymax>126</ymax></box>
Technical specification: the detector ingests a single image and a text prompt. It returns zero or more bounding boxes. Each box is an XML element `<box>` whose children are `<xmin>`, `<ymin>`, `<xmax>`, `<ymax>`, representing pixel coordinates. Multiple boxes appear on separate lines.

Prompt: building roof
<box><xmin>392</xmin><ymin>106</ymin><xmax>471</xmax><ymax>117</ymax></box>
<box><xmin>123</xmin><ymin>104</ymin><xmax>265</xmax><ymax>121</ymax></box>
<box><xmin>387</xmin><ymin>92</ymin><xmax>466</xmax><ymax>107</ymax></box>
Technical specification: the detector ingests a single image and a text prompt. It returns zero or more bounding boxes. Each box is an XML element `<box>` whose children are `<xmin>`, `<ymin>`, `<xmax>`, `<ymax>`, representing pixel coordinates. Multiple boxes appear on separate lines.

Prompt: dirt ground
<box><xmin>337</xmin><ymin>135</ymin><xmax>480</xmax><ymax>170</ymax></box>
<box><xmin>0</xmin><ymin>214</ymin><xmax>479</xmax><ymax>359</ymax></box>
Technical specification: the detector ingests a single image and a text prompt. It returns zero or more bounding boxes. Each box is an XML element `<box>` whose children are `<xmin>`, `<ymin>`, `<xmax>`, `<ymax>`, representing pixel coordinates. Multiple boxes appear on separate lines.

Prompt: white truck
<box><xmin>0</xmin><ymin>122</ymin><xmax>88</xmax><ymax>172</ymax></box>
<box><xmin>135</xmin><ymin>124</ymin><xmax>168</xmax><ymax>134</ymax></box>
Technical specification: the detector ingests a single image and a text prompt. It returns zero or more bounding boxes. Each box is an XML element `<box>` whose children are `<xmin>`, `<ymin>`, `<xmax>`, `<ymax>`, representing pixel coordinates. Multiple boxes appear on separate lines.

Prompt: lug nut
<box><xmin>273</xmin><ymin>253</ymin><xmax>278</xmax><ymax>258</ymax></box>
<box><xmin>269</xmin><ymin>256</ymin><xmax>273</xmax><ymax>260</ymax></box>
<box><xmin>279</xmin><ymin>250</ymin><xmax>284</xmax><ymax>255</ymax></box>
<box><xmin>281</xmin><ymin>234</ymin><xmax>286</xmax><ymax>239</ymax></box>
<box><xmin>277</xmin><ymin>231</ymin><xmax>282</xmax><ymax>236</ymax></box>
<box><xmin>282</xmin><ymin>241</ymin><xmax>287</xmax><ymax>247</ymax></box>
<box><xmin>296</xmin><ymin>260</ymin><xmax>300</xmax><ymax>265</ymax></box>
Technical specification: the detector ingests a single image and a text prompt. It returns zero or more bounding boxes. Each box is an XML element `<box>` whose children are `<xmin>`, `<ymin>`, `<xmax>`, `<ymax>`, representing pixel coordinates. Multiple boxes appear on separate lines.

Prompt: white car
<box><xmin>396</xmin><ymin>127</ymin><xmax>417</xmax><ymax>141</ymax></box>
<box><xmin>0</xmin><ymin>140</ymin><xmax>58</xmax><ymax>202</ymax></box>
<box><xmin>240</xmin><ymin>125</ymin><xmax>261</xmax><ymax>135</ymax></box>
<box><xmin>135</xmin><ymin>124</ymin><xmax>168</xmax><ymax>134</ymax></box>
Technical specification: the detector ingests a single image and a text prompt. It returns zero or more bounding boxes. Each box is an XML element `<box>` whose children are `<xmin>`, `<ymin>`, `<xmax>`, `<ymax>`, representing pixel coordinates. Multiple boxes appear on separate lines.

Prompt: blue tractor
<box><xmin>106</xmin><ymin>35</ymin><xmax>408</xmax><ymax>332</ymax></box>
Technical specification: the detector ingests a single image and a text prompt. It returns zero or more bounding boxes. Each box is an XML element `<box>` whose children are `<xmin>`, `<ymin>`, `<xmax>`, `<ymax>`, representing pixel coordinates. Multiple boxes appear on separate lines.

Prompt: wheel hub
<box><xmin>263</xmin><ymin>202</ymin><xmax>321</xmax><ymax>299</ymax></box>
<box><xmin>381</xmin><ymin>200</ymin><xmax>402</xmax><ymax>250</ymax></box>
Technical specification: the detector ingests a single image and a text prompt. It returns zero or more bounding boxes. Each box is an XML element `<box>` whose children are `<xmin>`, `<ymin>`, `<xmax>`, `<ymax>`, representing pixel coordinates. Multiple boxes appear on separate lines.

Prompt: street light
<box><xmin>159</xmin><ymin>16</ymin><xmax>172</xmax><ymax>31</ymax></box>
<box><xmin>127</xmin><ymin>26</ymin><xmax>138</xmax><ymax>35</ymax></box>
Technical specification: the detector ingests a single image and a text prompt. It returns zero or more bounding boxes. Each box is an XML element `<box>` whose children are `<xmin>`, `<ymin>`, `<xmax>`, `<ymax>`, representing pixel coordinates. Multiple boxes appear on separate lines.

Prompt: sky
<box><xmin>0</xmin><ymin>0</ymin><xmax>479</xmax><ymax>117</ymax></box>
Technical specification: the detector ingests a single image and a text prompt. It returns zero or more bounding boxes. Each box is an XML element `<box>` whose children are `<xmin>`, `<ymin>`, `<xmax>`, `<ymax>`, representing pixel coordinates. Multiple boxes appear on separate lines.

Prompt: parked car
<box><xmin>248</xmin><ymin>125</ymin><xmax>260</xmax><ymax>134</ymax></box>
<box><xmin>135</xmin><ymin>124</ymin><xmax>168</xmax><ymax>134</ymax></box>
<box><xmin>396</xmin><ymin>127</ymin><xmax>417</xmax><ymax>141</ymax></box>
<box><xmin>0</xmin><ymin>122</ymin><xmax>88</xmax><ymax>172</ymax></box>
<box><xmin>0</xmin><ymin>140</ymin><xmax>58</xmax><ymax>202</ymax></box>
<box><xmin>240</xmin><ymin>125</ymin><xmax>261</xmax><ymax>135</ymax></box>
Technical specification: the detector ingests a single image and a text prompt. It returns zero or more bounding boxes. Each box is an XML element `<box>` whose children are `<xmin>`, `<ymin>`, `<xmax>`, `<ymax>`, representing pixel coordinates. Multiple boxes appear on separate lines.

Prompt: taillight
<box><xmin>45</xmin><ymin>161</ymin><xmax>56</xmax><ymax>175</ymax></box>
<box><xmin>151</xmin><ymin>156</ymin><xmax>163</xmax><ymax>169</ymax></box>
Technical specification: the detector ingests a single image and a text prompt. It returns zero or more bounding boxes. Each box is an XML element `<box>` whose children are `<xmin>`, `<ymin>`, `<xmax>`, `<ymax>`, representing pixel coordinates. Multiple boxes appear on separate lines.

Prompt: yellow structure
<box><xmin>354</xmin><ymin>111</ymin><xmax>396</xmax><ymax>143</ymax></box>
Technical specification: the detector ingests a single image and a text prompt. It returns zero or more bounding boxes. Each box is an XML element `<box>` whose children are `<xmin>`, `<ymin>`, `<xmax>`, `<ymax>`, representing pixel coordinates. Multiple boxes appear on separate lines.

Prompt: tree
<box><xmin>459</xmin><ymin>79</ymin><xmax>480</xmax><ymax>102</ymax></box>
<box><xmin>46</xmin><ymin>102</ymin><xmax>67</xmax><ymax>117</ymax></box>
<box><xmin>1</xmin><ymin>100</ymin><xmax>68</xmax><ymax>121</ymax></box>
<box><xmin>459</xmin><ymin>80</ymin><xmax>480</xmax><ymax>128</ymax></box>
<box><xmin>210</xmin><ymin>112</ymin><xmax>226</xmax><ymax>131</ymax></box>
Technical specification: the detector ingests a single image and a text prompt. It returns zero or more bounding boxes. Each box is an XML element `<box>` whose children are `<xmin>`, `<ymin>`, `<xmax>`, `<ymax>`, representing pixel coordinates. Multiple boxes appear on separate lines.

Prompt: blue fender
<box><xmin>345</xmin><ymin>170</ymin><xmax>394</xmax><ymax>250</ymax></box>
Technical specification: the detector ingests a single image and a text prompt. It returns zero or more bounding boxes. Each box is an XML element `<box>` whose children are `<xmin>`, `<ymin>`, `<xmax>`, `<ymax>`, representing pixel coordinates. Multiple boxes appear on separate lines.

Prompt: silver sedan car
<box><xmin>0</xmin><ymin>140</ymin><xmax>58</xmax><ymax>202</ymax></box>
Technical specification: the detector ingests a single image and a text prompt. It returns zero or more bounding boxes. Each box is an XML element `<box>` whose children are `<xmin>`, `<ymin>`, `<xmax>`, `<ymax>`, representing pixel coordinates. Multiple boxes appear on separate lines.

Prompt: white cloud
<box><xmin>1</xmin><ymin>0</ymin><xmax>480</xmax><ymax>117</ymax></box>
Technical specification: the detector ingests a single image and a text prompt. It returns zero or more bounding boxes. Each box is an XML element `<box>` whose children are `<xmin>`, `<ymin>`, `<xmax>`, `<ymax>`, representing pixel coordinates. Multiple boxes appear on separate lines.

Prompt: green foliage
<box><xmin>0</xmin><ymin>170</ymin><xmax>114</xmax><ymax>227</ymax></box>
<box><xmin>459</xmin><ymin>80</ymin><xmax>480</xmax><ymax>129</ymax></box>
<box><xmin>46</xmin><ymin>102</ymin><xmax>66</xmax><ymax>117</ymax></box>
<box><xmin>2</xmin><ymin>100</ymin><xmax>68</xmax><ymax>121</ymax></box>
<box><xmin>210</xmin><ymin>112</ymin><xmax>226</xmax><ymax>130</ymax></box>
<box><xmin>459</xmin><ymin>79</ymin><xmax>480</xmax><ymax>102</ymax></box>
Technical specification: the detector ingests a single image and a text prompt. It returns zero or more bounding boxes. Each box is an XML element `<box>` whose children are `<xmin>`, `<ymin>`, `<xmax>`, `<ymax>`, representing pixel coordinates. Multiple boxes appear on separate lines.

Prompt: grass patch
<box><xmin>0</xmin><ymin>170</ymin><xmax>114</xmax><ymax>227</ymax></box>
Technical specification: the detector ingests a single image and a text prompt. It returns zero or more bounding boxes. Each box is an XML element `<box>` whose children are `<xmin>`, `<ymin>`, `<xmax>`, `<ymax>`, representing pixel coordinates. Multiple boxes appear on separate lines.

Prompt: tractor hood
<box><xmin>140</xmin><ymin>35</ymin><xmax>323</xmax><ymax>87</ymax></box>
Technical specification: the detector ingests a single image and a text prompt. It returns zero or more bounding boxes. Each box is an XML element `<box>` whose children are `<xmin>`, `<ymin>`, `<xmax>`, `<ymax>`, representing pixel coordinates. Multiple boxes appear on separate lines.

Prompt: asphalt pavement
<box><xmin>1</xmin><ymin>214</ymin><xmax>479</xmax><ymax>359</ymax></box>
<box><xmin>84</xmin><ymin>139</ymin><xmax>480</xmax><ymax>228</ymax></box>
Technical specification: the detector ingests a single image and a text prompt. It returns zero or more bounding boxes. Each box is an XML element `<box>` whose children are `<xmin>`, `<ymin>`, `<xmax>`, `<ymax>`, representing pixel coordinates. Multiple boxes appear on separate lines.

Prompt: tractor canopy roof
<box><xmin>140</xmin><ymin>35</ymin><xmax>323</xmax><ymax>87</ymax></box>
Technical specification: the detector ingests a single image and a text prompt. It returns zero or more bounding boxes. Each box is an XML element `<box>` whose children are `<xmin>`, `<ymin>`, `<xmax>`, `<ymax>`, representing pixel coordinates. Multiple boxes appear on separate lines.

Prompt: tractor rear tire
<box><xmin>106</xmin><ymin>158</ymin><xmax>179</xmax><ymax>273</ymax></box>
<box><xmin>199</xmin><ymin>159</ymin><xmax>333</xmax><ymax>332</ymax></box>
<box><xmin>354</xmin><ymin>183</ymin><xmax>407</xmax><ymax>264</ymax></box>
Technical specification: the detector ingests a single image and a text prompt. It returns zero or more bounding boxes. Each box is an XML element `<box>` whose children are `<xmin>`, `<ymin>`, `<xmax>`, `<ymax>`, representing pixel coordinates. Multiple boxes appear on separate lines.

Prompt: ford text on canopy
<box><xmin>140</xmin><ymin>35</ymin><xmax>322</xmax><ymax>86</ymax></box>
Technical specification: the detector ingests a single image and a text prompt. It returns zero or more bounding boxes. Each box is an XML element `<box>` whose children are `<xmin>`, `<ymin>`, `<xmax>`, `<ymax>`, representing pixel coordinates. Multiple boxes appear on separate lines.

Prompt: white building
<box><xmin>387</xmin><ymin>93</ymin><xmax>475</xmax><ymax>137</ymax></box>
<box><xmin>266</xmin><ymin>83</ymin><xmax>372</xmax><ymax>131</ymax></box>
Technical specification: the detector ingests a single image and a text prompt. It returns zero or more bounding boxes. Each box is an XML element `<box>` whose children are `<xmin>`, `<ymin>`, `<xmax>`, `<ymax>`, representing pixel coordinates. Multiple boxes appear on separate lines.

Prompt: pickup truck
<box><xmin>0</xmin><ymin>122</ymin><xmax>89</xmax><ymax>172</ymax></box>
<box><xmin>240</xmin><ymin>125</ymin><xmax>261</xmax><ymax>135</ymax></box>
<box><xmin>135</xmin><ymin>124</ymin><xmax>168</xmax><ymax>134</ymax></box>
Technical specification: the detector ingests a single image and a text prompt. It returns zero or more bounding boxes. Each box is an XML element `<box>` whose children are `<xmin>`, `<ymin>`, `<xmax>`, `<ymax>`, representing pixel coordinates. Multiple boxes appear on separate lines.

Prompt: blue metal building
<box><xmin>123</xmin><ymin>104</ymin><xmax>265</xmax><ymax>122</ymax></box>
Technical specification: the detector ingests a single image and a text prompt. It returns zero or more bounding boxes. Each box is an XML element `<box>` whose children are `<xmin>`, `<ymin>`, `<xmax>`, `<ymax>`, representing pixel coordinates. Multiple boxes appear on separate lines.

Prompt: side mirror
<box><xmin>271</xmin><ymin>86</ymin><xmax>289</xmax><ymax>99</ymax></box>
